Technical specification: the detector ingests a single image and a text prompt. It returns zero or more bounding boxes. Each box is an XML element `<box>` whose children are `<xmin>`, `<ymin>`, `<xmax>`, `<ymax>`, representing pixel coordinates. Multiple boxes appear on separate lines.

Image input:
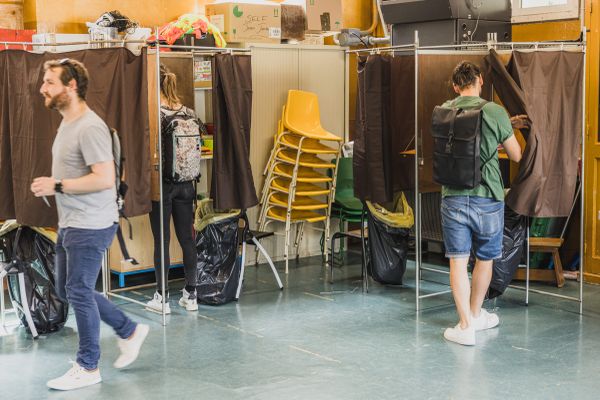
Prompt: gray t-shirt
<box><xmin>51</xmin><ymin>109</ymin><xmax>118</xmax><ymax>229</ymax></box>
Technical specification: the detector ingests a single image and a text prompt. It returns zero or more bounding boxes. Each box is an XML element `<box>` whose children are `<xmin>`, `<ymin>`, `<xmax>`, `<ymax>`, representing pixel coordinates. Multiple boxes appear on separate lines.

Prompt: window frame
<box><xmin>511</xmin><ymin>0</ymin><xmax>580</xmax><ymax>23</ymax></box>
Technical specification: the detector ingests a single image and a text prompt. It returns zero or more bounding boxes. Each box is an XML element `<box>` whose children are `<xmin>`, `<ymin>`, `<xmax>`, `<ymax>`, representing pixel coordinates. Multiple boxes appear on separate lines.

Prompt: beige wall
<box><xmin>23</xmin><ymin>0</ymin><xmax>209</xmax><ymax>33</ymax></box>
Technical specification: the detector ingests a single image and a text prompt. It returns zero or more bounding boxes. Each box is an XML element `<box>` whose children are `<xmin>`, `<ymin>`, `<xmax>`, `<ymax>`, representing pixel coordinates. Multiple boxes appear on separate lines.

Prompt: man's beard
<box><xmin>44</xmin><ymin>89</ymin><xmax>71</xmax><ymax>111</ymax></box>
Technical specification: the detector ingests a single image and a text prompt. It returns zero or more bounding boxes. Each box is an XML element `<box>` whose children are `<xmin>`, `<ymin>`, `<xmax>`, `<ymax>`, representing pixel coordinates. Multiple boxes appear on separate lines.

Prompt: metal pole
<box><xmin>159</xmin><ymin>44</ymin><xmax>251</xmax><ymax>52</ymax></box>
<box><xmin>0</xmin><ymin>274</ymin><xmax>5</xmax><ymax>329</ymax></box>
<box><xmin>526</xmin><ymin>219</ymin><xmax>530</xmax><ymax>306</ymax></box>
<box><xmin>155</xmin><ymin>28</ymin><xmax>167</xmax><ymax>326</ymax></box>
<box><xmin>508</xmin><ymin>286</ymin><xmax>582</xmax><ymax>302</ymax></box>
<box><xmin>418</xmin><ymin>41</ymin><xmax>584</xmax><ymax>50</ymax></box>
<box><xmin>1</xmin><ymin>39</ymin><xmax>146</xmax><ymax>47</ymax></box>
<box><xmin>345</xmin><ymin>43</ymin><xmax>416</xmax><ymax>54</ymax></box>
<box><xmin>414</xmin><ymin>30</ymin><xmax>421</xmax><ymax>312</ymax></box>
<box><xmin>579</xmin><ymin>29</ymin><xmax>587</xmax><ymax>315</ymax></box>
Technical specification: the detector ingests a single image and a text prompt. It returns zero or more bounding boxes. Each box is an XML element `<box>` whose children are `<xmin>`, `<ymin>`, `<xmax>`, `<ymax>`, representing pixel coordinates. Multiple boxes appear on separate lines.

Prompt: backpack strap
<box><xmin>12</xmin><ymin>227</ymin><xmax>23</xmax><ymax>263</ymax></box>
<box><xmin>445</xmin><ymin>108</ymin><xmax>460</xmax><ymax>154</ymax></box>
<box><xmin>116</xmin><ymin>222</ymin><xmax>139</xmax><ymax>265</ymax></box>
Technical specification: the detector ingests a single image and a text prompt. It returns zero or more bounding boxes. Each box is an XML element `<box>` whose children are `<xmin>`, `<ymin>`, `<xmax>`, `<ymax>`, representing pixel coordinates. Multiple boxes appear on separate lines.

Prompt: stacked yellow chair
<box><xmin>258</xmin><ymin>90</ymin><xmax>343</xmax><ymax>273</ymax></box>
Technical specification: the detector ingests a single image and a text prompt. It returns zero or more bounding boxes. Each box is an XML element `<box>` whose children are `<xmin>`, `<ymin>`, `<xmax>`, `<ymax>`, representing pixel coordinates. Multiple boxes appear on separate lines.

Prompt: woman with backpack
<box><xmin>146</xmin><ymin>65</ymin><xmax>204</xmax><ymax>314</ymax></box>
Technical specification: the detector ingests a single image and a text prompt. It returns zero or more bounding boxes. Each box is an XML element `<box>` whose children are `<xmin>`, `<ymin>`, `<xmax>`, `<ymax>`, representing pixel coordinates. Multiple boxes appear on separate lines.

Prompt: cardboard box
<box><xmin>205</xmin><ymin>2</ymin><xmax>281</xmax><ymax>44</ymax></box>
<box><xmin>32</xmin><ymin>33</ymin><xmax>90</xmax><ymax>53</ymax></box>
<box><xmin>305</xmin><ymin>0</ymin><xmax>342</xmax><ymax>32</ymax></box>
<box><xmin>281</xmin><ymin>4</ymin><xmax>305</xmax><ymax>41</ymax></box>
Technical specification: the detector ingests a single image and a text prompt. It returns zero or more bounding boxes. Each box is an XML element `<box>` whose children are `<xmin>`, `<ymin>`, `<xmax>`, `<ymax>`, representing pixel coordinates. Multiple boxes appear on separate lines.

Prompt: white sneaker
<box><xmin>472</xmin><ymin>309</ymin><xmax>500</xmax><ymax>331</ymax></box>
<box><xmin>114</xmin><ymin>324</ymin><xmax>150</xmax><ymax>369</ymax></box>
<box><xmin>179</xmin><ymin>288</ymin><xmax>198</xmax><ymax>311</ymax></box>
<box><xmin>444</xmin><ymin>324</ymin><xmax>476</xmax><ymax>346</ymax></box>
<box><xmin>146</xmin><ymin>292</ymin><xmax>171</xmax><ymax>314</ymax></box>
<box><xmin>47</xmin><ymin>361</ymin><xmax>101</xmax><ymax>391</ymax></box>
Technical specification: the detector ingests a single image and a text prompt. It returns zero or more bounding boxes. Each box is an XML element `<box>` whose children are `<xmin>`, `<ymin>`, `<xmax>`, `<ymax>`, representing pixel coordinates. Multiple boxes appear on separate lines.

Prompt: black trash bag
<box><xmin>1</xmin><ymin>227</ymin><xmax>69</xmax><ymax>334</ymax></box>
<box><xmin>195</xmin><ymin>214</ymin><xmax>241</xmax><ymax>305</ymax></box>
<box><xmin>366</xmin><ymin>210</ymin><xmax>410</xmax><ymax>285</ymax></box>
<box><xmin>487</xmin><ymin>206</ymin><xmax>527</xmax><ymax>299</ymax></box>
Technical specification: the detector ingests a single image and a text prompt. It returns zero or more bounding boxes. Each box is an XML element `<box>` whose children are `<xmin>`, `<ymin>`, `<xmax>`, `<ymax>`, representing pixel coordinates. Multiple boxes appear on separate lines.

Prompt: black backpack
<box><xmin>431</xmin><ymin>101</ymin><xmax>488</xmax><ymax>189</ymax></box>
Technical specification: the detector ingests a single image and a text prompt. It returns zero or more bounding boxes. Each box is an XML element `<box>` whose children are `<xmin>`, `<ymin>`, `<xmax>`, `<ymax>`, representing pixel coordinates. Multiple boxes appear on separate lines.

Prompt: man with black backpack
<box><xmin>432</xmin><ymin>61</ymin><xmax>522</xmax><ymax>346</ymax></box>
<box><xmin>31</xmin><ymin>58</ymin><xmax>149</xmax><ymax>390</ymax></box>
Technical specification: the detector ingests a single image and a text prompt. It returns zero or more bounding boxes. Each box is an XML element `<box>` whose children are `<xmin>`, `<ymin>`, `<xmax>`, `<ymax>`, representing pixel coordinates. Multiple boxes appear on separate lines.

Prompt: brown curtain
<box><xmin>390</xmin><ymin>54</ymin><xmax>415</xmax><ymax>192</ymax></box>
<box><xmin>485</xmin><ymin>50</ymin><xmax>583</xmax><ymax>217</ymax></box>
<box><xmin>210</xmin><ymin>53</ymin><xmax>258</xmax><ymax>210</ymax></box>
<box><xmin>353</xmin><ymin>54</ymin><xmax>393</xmax><ymax>204</ymax></box>
<box><xmin>0</xmin><ymin>47</ymin><xmax>151</xmax><ymax>227</ymax></box>
<box><xmin>484</xmin><ymin>50</ymin><xmax>531</xmax><ymax>140</ymax></box>
<box><xmin>415</xmin><ymin>53</ymin><xmax>492</xmax><ymax>193</ymax></box>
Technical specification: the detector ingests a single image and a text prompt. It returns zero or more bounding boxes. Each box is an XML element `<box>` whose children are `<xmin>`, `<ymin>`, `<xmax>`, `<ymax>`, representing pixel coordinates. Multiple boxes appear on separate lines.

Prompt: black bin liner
<box><xmin>1</xmin><ymin>226</ymin><xmax>68</xmax><ymax>334</ymax></box>
<box><xmin>487</xmin><ymin>206</ymin><xmax>527</xmax><ymax>299</ymax></box>
<box><xmin>367</xmin><ymin>211</ymin><xmax>410</xmax><ymax>285</ymax></box>
<box><xmin>195</xmin><ymin>214</ymin><xmax>241</xmax><ymax>305</ymax></box>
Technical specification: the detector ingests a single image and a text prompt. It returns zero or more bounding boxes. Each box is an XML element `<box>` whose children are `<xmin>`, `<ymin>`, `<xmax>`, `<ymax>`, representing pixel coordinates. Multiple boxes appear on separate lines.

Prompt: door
<box><xmin>584</xmin><ymin>0</ymin><xmax>600</xmax><ymax>283</ymax></box>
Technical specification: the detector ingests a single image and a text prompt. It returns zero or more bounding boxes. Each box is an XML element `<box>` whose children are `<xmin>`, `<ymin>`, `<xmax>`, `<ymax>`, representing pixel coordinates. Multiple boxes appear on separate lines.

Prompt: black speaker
<box><xmin>381</xmin><ymin>0</ymin><xmax>511</xmax><ymax>25</ymax></box>
<box><xmin>392</xmin><ymin>19</ymin><xmax>511</xmax><ymax>46</ymax></box>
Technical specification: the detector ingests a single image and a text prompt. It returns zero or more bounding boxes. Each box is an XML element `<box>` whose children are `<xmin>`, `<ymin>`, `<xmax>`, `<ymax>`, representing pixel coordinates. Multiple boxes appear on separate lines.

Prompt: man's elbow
<box><xmin>511</xmin><ymin>153</ymin><xmax>522</xmax><ymax>163</ymax></box>
<box><xmin>100</xmin><ymin>176</ymin><xmax>115</xmax><ymax>191</ymax></box>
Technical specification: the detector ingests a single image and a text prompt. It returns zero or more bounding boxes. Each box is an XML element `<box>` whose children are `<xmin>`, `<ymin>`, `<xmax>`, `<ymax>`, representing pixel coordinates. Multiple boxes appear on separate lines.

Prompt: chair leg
<box><xmin>235</xmin><ymin>242</ymin><xmax>247</xmax><ymax>300</ymax></box>
<box><xmin>284</xmin><ymin>222</ymin><xmax>291</xmax><ymax>274</ymax></box>
<box><xmin>330</xmin><ymin>234</ymin><xmax>336</xmax><ymax>284</ymax></box>
<box><xmin>552</xmin><ymin>249</ymin><xmax>565</xmax><ymax>288</ymax></box>
<box><xmin>339</xmin><ymin>214</ymin><xmax>345</xmax><ymax>257</ymax></box>
<box><xmin>253</xmin><ymin>237</ymin><xmax>283</xmax><ymax>289</ymax></box>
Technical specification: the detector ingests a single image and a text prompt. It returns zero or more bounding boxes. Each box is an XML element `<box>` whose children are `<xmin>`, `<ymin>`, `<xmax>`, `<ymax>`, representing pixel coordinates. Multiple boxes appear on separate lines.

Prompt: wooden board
<box><xmin>108</xmin><ymin>215</ymin><xmax>183</xmax><ymax>273</ymax></box>
<box><xmin>0</xmin><ymin>2</ymin><xmax>23</xmax><ymax>30</ymax></box>
<box><xmin>513</xmin><ymin>268</ymin><xmax>560</xmax><ymax>284</ymax></box>
<box><xmin>24</xmin><ymin>1</ymin><xmax>210</xmax><ymax>33</ymax></box>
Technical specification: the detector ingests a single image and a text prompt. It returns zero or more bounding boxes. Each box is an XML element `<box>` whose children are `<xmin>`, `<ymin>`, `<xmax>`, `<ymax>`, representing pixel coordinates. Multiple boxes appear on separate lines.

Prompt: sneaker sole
<box><xmin>443</xmin><ymin>331</ymin><xmax>476</xmax><ymax>346</ymax></box>
<box><xmin>47</xmin><ymin>376</ymin><xmax>102</xmax><ymax>390</ymax></box>
<box><xmin>145</xmin><ymin>306</ymin><xmax>171</xmax><ymax>315</ymax></box>
<box><xmin>179</xmin><ymin>299</ymin><xmax>198</xmax><ymax>311</ymax></box>
<box><xmin>444</xmin><ymin>336</ymin><xmax>476</xmax><ymax>346</ymax></box>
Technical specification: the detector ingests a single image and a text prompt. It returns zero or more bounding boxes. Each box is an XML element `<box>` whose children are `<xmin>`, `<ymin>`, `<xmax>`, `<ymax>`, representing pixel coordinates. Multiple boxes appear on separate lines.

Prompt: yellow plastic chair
<box><xmin>259</xmin><ymin>164</ymin><xmax>331</xmax><ymax>222</ymax></box>
<box><xmin>268</xmin><ymin>193</ymin><xmax>328</xmax><ymax>211</ymax></box>
<box><xmin>267</xmin><ymin>207</ymin><xmax>326</xmax><ymax>223</ymax></box>
<box><xmin>276</xmin><ymin>149</ymin><xmax>335</xmax><ymax>169</ymax></box>
<box><xmin>279</xmin><ymin>134</ymin><xmax>338</xmax><ymax>154</ymax></box>
<box><xmin>271</xmin><ymin>177</ymin><xmax>330</xmax><ymax>197</ymax></box>
<box><xmin>272</xmin><ymin>163</ymin><xmax>332</xmax><ymax>183</ymax></box>
<box><xmin>284</xmin><ymin>90</ymin><xmax>343</xmax><ymax>142</ymax></box>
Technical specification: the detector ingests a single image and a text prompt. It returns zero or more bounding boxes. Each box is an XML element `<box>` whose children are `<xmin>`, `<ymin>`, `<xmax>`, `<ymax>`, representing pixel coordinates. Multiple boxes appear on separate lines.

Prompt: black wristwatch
<box><xmin>54</xmin><ymin>180</ymin><xmax>63</xmax><ymax>194</ymax></box>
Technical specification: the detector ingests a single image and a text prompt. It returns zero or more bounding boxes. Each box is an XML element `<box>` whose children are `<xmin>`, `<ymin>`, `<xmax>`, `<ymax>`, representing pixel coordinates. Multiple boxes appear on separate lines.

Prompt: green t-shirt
<box><xmin>440</xmin><ymin>96</ymin><xmax>514</xmax><ymax>201</ymax></box>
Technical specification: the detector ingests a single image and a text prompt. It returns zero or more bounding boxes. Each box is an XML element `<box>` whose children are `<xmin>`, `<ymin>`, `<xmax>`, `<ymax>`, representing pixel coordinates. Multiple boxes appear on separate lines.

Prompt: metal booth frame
<box><xmin>0</xmin><ymin>35</ymin><xmax>255</xmax><ymax>328</ymax></box>
<box><xmin>104</xmin><ymin>33</ymin><xmax>252</xmax><ymax>327</ymax></box>
<box><xmin>346</xmin><ymin>30</ymin><xmax>587</xmax><ymax>314</ymax></box>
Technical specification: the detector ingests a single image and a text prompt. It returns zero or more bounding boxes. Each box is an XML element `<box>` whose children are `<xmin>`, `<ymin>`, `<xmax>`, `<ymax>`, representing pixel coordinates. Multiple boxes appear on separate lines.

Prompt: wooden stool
<box><xmin>518</xmin><ymin>237</ymin><xmax>565</xmax><ymax>288</ymax></box>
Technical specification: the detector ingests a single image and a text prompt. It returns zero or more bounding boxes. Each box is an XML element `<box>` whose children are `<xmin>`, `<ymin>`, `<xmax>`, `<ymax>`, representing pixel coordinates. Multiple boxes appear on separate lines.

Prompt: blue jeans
<box><xmin>441</xmin><ymin>196</ymin><xmax>504</xmax><ymax>261</ymax></box>
<box><xmin>55</xmin><ymin>224</ymin><xmax>136</xmax><ymax>370</ymax></box>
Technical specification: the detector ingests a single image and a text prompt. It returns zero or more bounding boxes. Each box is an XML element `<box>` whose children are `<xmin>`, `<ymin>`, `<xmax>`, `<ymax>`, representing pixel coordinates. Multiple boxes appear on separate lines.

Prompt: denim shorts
<box><xmin>441</xmin><ymin>195</ymin><xmax>504</xmax><ymax>261</ymax></box>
